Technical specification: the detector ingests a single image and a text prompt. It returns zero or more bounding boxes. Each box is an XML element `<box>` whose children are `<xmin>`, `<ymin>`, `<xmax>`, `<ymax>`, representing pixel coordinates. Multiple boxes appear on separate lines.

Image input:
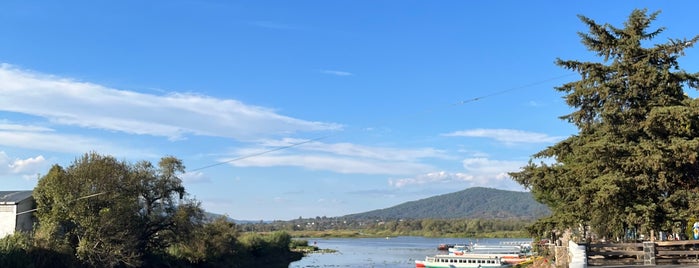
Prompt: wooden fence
<box><xmin>584</xmin><ymin>240</ymin><xmax>699</xmax><ymax>266</ymax></box>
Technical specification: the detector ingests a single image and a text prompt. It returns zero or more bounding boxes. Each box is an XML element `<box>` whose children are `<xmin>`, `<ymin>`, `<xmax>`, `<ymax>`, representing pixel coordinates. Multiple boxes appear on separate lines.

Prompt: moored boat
<box><xmin>446</xmin><ymin>242</ymin><xmax>532</xmax><ymax>265</ymax></box>
<box><xmin>415</xmin><ymin>254</ymin><xmax>511</xmax><ymax>268</ymax></box>
<box><xmin>437</xmin><ymin>243</ymin><xmax>455</xmax><ymax>250</ymax></box>
<box><xmin>448</xmin><ymin>244</ymin><xmax>471</xmax><ymax>254</ymax></box>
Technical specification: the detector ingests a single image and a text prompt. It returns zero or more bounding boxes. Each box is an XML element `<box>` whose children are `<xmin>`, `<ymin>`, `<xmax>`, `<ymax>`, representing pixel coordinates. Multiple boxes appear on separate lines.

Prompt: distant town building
<box><xmin>0</xmin><ymin>191</ymin><xmax>34</xmax><ymax>238</ymax></box>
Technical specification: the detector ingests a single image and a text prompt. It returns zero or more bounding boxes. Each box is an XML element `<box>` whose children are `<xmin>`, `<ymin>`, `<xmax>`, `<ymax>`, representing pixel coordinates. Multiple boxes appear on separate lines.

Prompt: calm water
<box><xmin>289</xmin><ymin>236</ymin><xmax>530</xmax><ymax>268</ymax></box>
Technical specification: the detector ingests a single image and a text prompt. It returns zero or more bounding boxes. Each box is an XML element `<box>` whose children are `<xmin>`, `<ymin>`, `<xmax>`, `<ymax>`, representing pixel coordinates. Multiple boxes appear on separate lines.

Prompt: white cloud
<box><xmin>0</xmin><ymin>128</ymin><xmax>152</xmax><ymax>157</ymax></box>
<box><xmin>222</xmin><ymin>139</ymin><xmax>443</xmax><ymax>175</ymax></box>
<box><xmin>0</xmin><ymin>122</ymin><xmax>53</xmax><ymax>132</ymax></box>
<box><xmin>8</xmin><ymin>155</ymin><xmax>45</xmax><ymax>173</ymax></box>
<box><xmin>0</xmin><ymin>151</ymin><xmax>47</xmax><ymax>179</ymax></box>
<box><xmin>225</xmin><ymin>153</ymin><xmax>431</xmax><ymax>175</ymax></box>
<box><xmin>443</xmin><ymin>128</ymin><xmax>562</xmax><ymax>144</ymax></box>
<box><xmin>461</xmin><ymin>157</ymin><xmax>523</xmax><ymax>180</ymax></box>
<box><xmin>389</xmin><ymin>157</ymin><xmax>526</xmax><ymax>189</ymax></box>
<box><xmin>0</xmin><ymin>64</ymin><xmax>342</xmax><ymax>141</ymax></box>
<box><xmin>389</xmin><ymin>171</ymin><xmax>473</xmax><ymax>188</ymax></box>
<box><xmin>256</xmin><ymin>138</ymin><xmax>448</xmax><ymax>161</ymax></box>
<box><xmin>320</xmin><ymin>70</ymin><xmax>353</xmax><ymax>76</ymax></box>
<box><xmin>180</xmin><ymin>171</ymin><xmax>210</xmax><ymax>184</ymax></box>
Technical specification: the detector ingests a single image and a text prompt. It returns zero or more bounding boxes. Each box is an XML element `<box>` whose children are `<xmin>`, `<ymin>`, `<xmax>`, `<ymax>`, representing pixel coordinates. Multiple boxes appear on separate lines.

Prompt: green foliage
<box><xmin>367</xmin><ymin>218</ymin><xmax>532</xmax><ymax>238</ymax></box>
<box><xmin>0</xmin><ymin>232</ymin><xmax>32</xmax><ymax>267</ymax></box>
<box><xmin>24</xmin><ymin>152</ymin><xmax>304</xmax><ymax>267</ymax></box>
<box><xmin>273</xmin><ymin>217</ymin><xmax>533</xmax><ymax>238</ymax></box>
<box><xmin>0</xmin><ymin>232</ymin><xmax>78</xmax><ymax>268</ymax></box>
<box><xmin>33</xmin><ymin>152</ymin><xmax>204</xmax><ymax>267</ymax></box>
<box><xmin>509</xmin><ymin>9</ymin><xmax>699</xmax><ymax>239</ymax></box>
<box><xmin>167</xmin><ymin>216</ymin><xmax>242</xmax><ymax>265</ymax></box>
<box><xmin>289</xmin><ymin>239</ymin><xmax>310</xmax><ymax>248</ymax></box>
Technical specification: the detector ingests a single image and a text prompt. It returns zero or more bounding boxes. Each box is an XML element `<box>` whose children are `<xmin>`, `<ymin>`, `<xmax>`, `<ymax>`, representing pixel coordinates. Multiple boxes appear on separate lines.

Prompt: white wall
<box><xmin>0</xmin><ymin>204</ymin><xmax>17</xmax><ymax>238</ymax></box>
<box><xmin>569</xmin><ymin>240</ymin><xmax>588</xmax><ymax>268</ymax></box>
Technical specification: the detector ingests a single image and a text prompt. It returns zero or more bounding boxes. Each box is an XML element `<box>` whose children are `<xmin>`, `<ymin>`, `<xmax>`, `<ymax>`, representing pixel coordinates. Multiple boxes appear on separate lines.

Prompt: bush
<box><xmin>289</xmin><ymin>239</ymin><xmax>309</xmax><ymax>248</ymax></box>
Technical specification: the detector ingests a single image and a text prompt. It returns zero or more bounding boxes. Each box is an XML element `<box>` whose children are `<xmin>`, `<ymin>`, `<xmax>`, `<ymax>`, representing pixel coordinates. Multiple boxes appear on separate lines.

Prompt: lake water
<box><xmin>289</xmin><ymin>236</ymin><xmax>530</xmax><ymax>268</ymax></box>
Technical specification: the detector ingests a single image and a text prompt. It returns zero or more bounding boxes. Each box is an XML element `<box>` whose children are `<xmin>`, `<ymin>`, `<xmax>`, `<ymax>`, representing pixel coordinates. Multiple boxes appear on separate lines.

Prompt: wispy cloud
<box><xmin>180</xmin><ymin>170</ymin><xmax>210</xmax><ymax>184</ymax></box>
<box><xmin>0</xmin><ymin>151</ymin><xmax>47</xmax><ymax>179</ymax></box>
<box><xmin>0</xmin><ymin>64</ymin><xmax>342</xmax><ymax>141</ymax></box>
<box><xmin>0</xmin><ymin>124</ymin><xmax>155</xmax><ymax>157</ymax></box>
<box><xmin>388</xmin><ymin>157</ymin><xmax>526</xmax><ymax>190</ymax></box>
<box><xmin>0</xmin><ymin>122</ymin><xmax>53</xmax><ymax>132</ymax></box>
<box><xmin>221</xmin><ymin>139</ymin><xmax>443</xmax><ymax>175</ymax></box>
<box><xmin>320</xmin><ymin>70</ymin><xmax>353</xmax><ymax>76</ymax></box>
<box><xmin>389</xmin><ymin>171</ymin><xmax>473</xmax><ymax>188</ymax></box>
<box><xmin>224</xmin><ymin>152</ymin><xmax>431</xmax><ymax>175</ymax></box>
<box><xmin>443</xmin><ymin>128</ymin><xmax>562</xmax><ymax>144</ymax></box>
<box><xmin>256</xmin><ymin>138</ymin><xmax>448</xmax><ymax>162</ymax></box>
<box><xmin>461</xmin><ymin>157</ymin><xmax>523</xmax><ymax>179</ymax></box>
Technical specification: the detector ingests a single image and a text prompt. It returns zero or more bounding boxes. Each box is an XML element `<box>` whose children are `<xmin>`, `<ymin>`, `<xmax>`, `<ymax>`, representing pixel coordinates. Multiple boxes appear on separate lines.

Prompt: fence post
<box><xmin>643</xmin><ymin>241</ymin><xmax>656</xmax><ymax>265</ymax></box>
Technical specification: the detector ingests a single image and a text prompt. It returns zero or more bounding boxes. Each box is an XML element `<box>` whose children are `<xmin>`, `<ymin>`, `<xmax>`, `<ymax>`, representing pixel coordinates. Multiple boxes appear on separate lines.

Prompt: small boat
<box><xmin>415</xmin><ymin>254</ymin><xmax>511</xmax><ymax>268</ymax></box>
<box><xmin>437</xmin><ymin>243</ymin><xmax>455</xmax><ymax>250</ymax></box>
<box><xmin>448</xmin><ymin>244</ymin><xmax>470</xmax><ymax>254</ymax></box>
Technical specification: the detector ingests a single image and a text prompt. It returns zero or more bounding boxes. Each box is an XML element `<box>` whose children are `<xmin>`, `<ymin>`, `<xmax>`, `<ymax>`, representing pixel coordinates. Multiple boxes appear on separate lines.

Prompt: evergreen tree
<box><xmin>509</xmin><ymin>9</ymin><xmax>699</xmax><ymax>240</ymax></box>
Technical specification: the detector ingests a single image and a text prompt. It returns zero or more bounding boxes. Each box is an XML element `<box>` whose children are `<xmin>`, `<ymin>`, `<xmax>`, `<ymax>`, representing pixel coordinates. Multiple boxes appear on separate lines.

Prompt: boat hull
<box><xmin>415</xmin><ymin>255</ymin><xmax>511</xmax><ymax>268</ymax></box>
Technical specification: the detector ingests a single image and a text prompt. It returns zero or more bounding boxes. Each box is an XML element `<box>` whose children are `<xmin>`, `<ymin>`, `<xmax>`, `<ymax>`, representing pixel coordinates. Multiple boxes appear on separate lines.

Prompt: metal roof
<box><xmin>0</xmin><ymin>191</ymin><xmax>33</xmax><ymax>204</ymax></box>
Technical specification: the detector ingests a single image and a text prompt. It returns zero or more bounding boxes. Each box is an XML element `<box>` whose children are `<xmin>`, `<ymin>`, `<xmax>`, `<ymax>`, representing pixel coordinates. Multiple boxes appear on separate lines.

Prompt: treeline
<box><xmin>0</xmin><ymin>153</ymin><xmax>302</xmax><ymax>268</ymax></box>
<box><xmin>240</xmin><ymin>217</ymin><xmax>535</xmax><ymax>238</ymax></box>
<box><xmin>369</xmin><ymin>218</ymin><xmax>533</xmax><ymax>237</ymax></box>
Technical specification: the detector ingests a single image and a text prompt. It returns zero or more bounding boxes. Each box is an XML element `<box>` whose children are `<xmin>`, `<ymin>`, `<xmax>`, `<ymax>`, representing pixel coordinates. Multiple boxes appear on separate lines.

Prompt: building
<box><xmin>0</xmin><ymin>191</ymin><xmax>34</xmax><ymax>238</ymax></box>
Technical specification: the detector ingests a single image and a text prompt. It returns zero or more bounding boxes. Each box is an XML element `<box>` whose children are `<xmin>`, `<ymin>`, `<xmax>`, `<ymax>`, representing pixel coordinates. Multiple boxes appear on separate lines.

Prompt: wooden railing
<box><xmin>586</xmin><ymin>242</ymin><xmax>643</xmax><ymax>266</ymax></box>
<box><xmin>585</xmin><ymin>240</ymin><xmax>699</xmax><ymax>266</ymax></box>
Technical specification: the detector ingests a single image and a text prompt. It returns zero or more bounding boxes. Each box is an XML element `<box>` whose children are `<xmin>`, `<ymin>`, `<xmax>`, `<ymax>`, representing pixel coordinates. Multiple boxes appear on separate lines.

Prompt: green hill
<box><xmin>344</xmin><ymin>187</ymin><xmax>550</xmax><ymax>220</ymax></box>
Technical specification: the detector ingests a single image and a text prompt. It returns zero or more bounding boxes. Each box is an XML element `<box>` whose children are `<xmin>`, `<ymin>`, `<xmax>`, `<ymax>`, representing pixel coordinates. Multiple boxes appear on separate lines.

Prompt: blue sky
<box><xmin>1</xmin><ymin>1</ymin><xmax>698</xmax><ymax>220</ymax></box>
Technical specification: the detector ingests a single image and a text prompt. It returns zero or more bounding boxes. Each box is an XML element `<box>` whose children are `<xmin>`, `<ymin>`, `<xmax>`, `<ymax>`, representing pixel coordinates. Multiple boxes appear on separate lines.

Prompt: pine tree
<box><xmin>510</xmin><ymin>9</ymin><xmax>699</xmax><ymax>240</ymax></box>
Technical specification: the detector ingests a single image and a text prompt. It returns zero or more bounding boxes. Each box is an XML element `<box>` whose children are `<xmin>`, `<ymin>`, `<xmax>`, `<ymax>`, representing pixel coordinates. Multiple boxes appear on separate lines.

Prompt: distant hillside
<box><xmin>344</xmin><ymin>187</ymin><xmax>550</xmax><ymax>220</ymax></box>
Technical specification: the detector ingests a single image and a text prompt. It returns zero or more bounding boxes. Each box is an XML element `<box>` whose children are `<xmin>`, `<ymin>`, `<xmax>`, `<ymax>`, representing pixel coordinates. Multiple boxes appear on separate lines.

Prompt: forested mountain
<box><xmin>344</xmin><ymin>187</ymin><xmax>550</xmax><ymax>220</ymax></box>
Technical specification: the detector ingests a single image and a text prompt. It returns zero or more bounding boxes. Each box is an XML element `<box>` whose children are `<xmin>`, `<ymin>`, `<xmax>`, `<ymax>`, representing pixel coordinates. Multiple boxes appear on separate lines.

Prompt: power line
<box><xmin>453</xmin><ymin>73</ymin><xmax>576</xmax><ymax>105</ymax></box>
<box><xmin>15</xmin><ymin>192</ymin><xmax>108</xmax><ymax>216</ymax></box>
<box><xmin>187</xmin><ymin>135</ymin><xmax>334</xmax><ymax>172</ymax></box>
<box><xmin>184</xmin><ymin>75</ymin><xmax>574</xmax><ymax>173</ymax></box>
<box><xmin>186</xmin><ymin>41</ymin><xmax>695</xmax><ymax>173</ymax></box>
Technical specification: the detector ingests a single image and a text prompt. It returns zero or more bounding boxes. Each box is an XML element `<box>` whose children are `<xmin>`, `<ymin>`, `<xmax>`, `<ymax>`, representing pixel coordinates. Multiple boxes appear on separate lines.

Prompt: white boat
<box><xmin>415</xmin><ymin>254</ymin><xmax>511</xmax><ymax>268</ymax></box>
<box><xmin>447</xmin><ymin>242</ymin><xmax>532</xmax><ymax>265</ymax></box>
<box><xmin>448</xmin><ymin>244</ymin><xmax>471</xmax><ymax>254</ymax></box>
<box><xmin>471</xmin><ymin>242</ymin><xmax>531</xmax><ymax>254</ymax></box>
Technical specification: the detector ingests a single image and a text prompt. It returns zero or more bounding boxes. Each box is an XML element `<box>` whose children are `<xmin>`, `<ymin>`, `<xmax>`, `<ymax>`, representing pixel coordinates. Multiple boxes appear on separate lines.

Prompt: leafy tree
<box><xmin>35</xmin><ymin>153</ymin><xmax>141</xmax><ymax>267</ymax></box>
<box><xmin>132</xmin><ymin>157</ymin><xmax>204</xmax><ymax>253</ymax></box>
<box><xmin>34</xmin><ymin>152</ymin><xmax>203</xmax><ymax>267</ymax></box>
<box><xmin>510</xmin><ymin>9</ymin><xmax>699</xmax><ymax>240</ymax></box>
<box><xmin>168</xmin><ymin>217</ymin><xmax>242</xmax><ymax>265</ymax></box>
